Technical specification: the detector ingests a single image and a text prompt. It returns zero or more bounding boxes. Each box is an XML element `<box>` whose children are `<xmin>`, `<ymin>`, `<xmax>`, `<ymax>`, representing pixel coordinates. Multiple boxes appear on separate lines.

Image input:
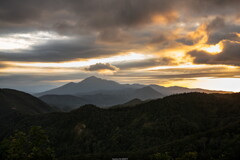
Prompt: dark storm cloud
<box><xmin>184</xmin><ymin>0</ymin><xmax>240</xmax><ymax>17</ymax></box>
<box><xmin>206</xmin><ymin>17</ymin><xmax>225</xmax><ymax>32</ymax></box>
<box><xmin>1</xmin><ymin>0</ymin><xmax>240</xmax><ymax>33</ymax></box>
<box><xmin>0</xmin><ymin>0</ymin><xmax>240</xmax><ymax>48</ymax></box>
<box><xmin>149</xmin><ymin>34</ymin><xmax>169</xmax><ymax>45</ymax></box>
<box><xmin>205</xmin><ymin>17</ymin><xmax>240</xmax><ymax>44</ymax></box>
<box><xmin>0</xmin><ymin>38</ymin><xmax>130</xmax><ymax>62</ymax></box>
<box><xmin>188</xmin><ymin>40</ymin><xmax>240</xmax><ymax>66</ymax></box>
<box><xmin>96</xmin><ymin>28</ymin><xmax>135</xmax><ymax>43</ymax></box>
<box><xmin>0</xmin><ymin>0</ymin><xmax>177</xmax><ymax>34</ymax></box>
<box><xmin>207</xmin><ymin>32</ymin><xmax>239</xmax><ymax>44</ymax></box>
<box><xmin>66</xmin><ymin>0</ymin><xmax>177</xmax><ymax>29</ymax></box>
<box><xmin>85</xmin><ymin>63</ymin><xmax>119</xmax><ymax>72</ymax></box>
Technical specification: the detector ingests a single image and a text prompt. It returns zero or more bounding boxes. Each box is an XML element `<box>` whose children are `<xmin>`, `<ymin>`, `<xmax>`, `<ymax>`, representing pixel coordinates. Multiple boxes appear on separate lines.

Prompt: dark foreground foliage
<box><xmin>0</xmin><ymin>126</ymin><xmax>56</xmax><ymax>160</ymax></box>
<box><xmin>0</xmin><ymin>92</ymin><xmax>240</xmax><ymax>160</ymax></box>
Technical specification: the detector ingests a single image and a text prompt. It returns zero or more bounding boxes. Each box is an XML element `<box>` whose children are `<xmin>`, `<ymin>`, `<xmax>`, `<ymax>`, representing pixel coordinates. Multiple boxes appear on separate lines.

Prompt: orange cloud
<box><xmin>151</xmin><ymin>11</ymin><xmax>179</xmax><ymax>24</ymax></box>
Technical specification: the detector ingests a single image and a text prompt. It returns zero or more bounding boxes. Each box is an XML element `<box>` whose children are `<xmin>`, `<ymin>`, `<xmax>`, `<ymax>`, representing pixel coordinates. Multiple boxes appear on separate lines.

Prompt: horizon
<box><xmin>0</xmin><ymin>0</ymin><xmax>240</xmax><ymax>92</ymax></box>
<box><xmin>1</xmin><ymin>75</ymin><xmax>236</xmax><ymax>94</ymax></box>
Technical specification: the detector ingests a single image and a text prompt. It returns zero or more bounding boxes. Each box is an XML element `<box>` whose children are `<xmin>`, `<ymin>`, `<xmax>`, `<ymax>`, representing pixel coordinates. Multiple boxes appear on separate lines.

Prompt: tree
<box><xmin>0</xmin><ymin>126</ymin><xmax>56</xmax><ymax>160</ymax></box>
<box><xmin>151</xmin><ymin>152</ymin><xmax>172</xmax><ymax>160</ymax></box>
<box><xmin>176</xmin><ymin>152</ymin><xmax>198</xmax><ymax>160</ymax></box>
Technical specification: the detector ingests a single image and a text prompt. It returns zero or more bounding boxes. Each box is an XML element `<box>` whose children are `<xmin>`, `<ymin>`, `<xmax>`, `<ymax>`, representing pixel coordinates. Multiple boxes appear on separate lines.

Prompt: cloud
<box><xmin>207</xmin><ymin>32</ymin><xmax>239</xmax><ymax>44</ymax></box>
<box><xmin>0</xmin><ymin>64</ymin><xmax>7</xmax><ymax>69</ymax></box>
<box><xmin>176</xmin><ymin>38</ymin><xmax>194</xmax><ymax>46</ymax></box>
<box><xmin>188</xmin><ymin>40</ymin><xmax>240</xmax><ymax>66</ymax></box>
<box><xmin>97</xmin><ymin>28</ymin><xmax>134</xmax><ymax>43</ymax></box>
<box><xmin>205</xmin><ymin>17</ymin><xmax>240</xmax><ymax>44</ymax></box>
<box><xmin>1</xmin><ymin>0</ymin><xmax>240</xmax><ymax>91</ymax></box>
<box><xmin>1</xmin><ymin>0</ymin><xmax>240</xmax><ymax>36</ymax></box>
<box><xmin>0</xmin><ymin>38</ymin><xmax>129</xmax><ymax>62</ymax></box>
<box><xmin>85</xmin><ymin>63</ymin><xmax>119</xmax><ymax>72</ymax></box>
<box><xmin>206</xmin><ymin>17</ymin><xmax>225</xmax><ymax>33</ymax></box>
<box><xmin>0</xmin><ymin>0</ymin><xmax>178</xmax><ymax>34</ymax></box>
<box><xmin>116</xmin><ymin>57</ymin><xmax>176</xmax><ymax>70</ymax></box>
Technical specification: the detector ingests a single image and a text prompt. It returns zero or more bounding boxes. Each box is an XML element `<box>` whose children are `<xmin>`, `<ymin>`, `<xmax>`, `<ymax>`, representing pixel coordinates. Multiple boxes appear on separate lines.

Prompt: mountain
<box><xmin>37</xmin><ymin>76</ymin><xmax>231</xmax><ymax>111</ymax></box>
<box><xmin>2</xmin><ymin>92</ymin><xmax>239</xmax><ymax>160</ymax></box>
<box><xmin>36</xmin><ymin>76</ymin><xmax>126</xmax><ymax>96</ymax></box>
<box><xmin>37</xmin><ymin>76</ymin><xmax>230</xmax><ymax>97</ymax></box>
<box><xmin>0</xmin><ymin>89</ymin><xmax>57</xmax><ymax>139</ymax></box>
<box><xmin>122</xmin><ymin>98</ymin><xmax>143</xmax><ymax>106</ymax></box>
<box><xmin>79</xmin><ymin>86</ymin><xmax>162</xmax><ymax>106</ymax></box>
<box><xmin>39</xmin><ymin>95</ymin><xmax>88</xmax><ymax>111</ymax></box>
<box><xmin>133</xmin><ymin>86</ymin><xmax>162</xmax><ymax>100</ymax></box>
<box><xmin>111</xmin><ymin>98</ymin><xmax>144</xmax><ymax>108</ymax></box>
<box><xmin>150</xmin><ymin>85</ymin><xmax>231</xmax><ymax>95</ymax></box>
<box><xmin>40</xmin><ymin>86</ymin><xmax>162</xmax><ymax>109</ymax></box>
<box><xmin>0</xmin><ymin>89</ymin><xmax>56</xmax><ymax>114</ymax></box>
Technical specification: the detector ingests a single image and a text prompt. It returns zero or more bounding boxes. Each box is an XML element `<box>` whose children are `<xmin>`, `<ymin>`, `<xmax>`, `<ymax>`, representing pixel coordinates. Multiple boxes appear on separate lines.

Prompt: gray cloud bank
<box><xmin>0</xmin><ymin>0</ymin><xmax>240</xmax><ymax>64</ymax></box>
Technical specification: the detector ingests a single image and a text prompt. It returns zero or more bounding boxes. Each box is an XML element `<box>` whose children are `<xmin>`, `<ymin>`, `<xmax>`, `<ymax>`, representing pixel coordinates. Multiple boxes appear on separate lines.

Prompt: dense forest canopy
<box><xmin>0</xmin><ymin>91</ymin><xmax>239</xmax><ymax>160</ymax></box>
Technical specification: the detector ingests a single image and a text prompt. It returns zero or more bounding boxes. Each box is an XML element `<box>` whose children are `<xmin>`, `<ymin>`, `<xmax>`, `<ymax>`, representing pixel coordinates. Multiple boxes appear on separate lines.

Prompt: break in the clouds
<box><xmin>0</xmin><ymin>0</ymin><xmax>240</xmax><ymax>92</ymax></box>
<box><xmin>188</xmin><ymin>40</ymin><xmax>240</xmax><ymax>66</ymax></box>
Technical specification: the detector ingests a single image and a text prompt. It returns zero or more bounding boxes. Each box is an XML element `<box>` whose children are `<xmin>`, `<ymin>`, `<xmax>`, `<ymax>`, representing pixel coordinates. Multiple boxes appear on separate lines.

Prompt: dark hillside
<box><xmin>6</xmin><ymin>92</ymin><xmax>239</xmax><ymax>160</ymax></box>
<box><xmin>0</xmin><ymin>89</ymin><xmax>56</xmax><ymax>114</ymax></box>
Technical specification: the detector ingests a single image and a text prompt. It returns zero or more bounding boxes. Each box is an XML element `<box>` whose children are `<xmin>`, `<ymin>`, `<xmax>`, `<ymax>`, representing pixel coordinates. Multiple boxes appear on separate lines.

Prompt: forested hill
<box><xmin>2</xmin><ymin>92</ymin><xmax>239</xmax><ymax>160</ymax></box>
<box><xmin>0</xmin><ymin>89</ymin><xmax>56</xmax><ymax>114</ymax></box>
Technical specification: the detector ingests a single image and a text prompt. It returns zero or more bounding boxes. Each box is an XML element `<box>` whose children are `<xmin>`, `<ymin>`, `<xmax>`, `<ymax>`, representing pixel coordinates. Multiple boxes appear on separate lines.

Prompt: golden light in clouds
<box><xmin>200</xmin><ymin>43</ymin><xmax>223</xmax><ymax>54</ymax></box>
<box><xmin>0</xmin><ymin>5</ymin><xmax>239</xmax><ymax>93</ymax></box>
<box><xmin>145</xmin><ymin>64</ymin><xmax>240</xmax><ymax>92</ymax></box>
<box><xmin>158</xmin><ymin>77</ymin><xmax>240</xmax><ymax>92</ymax></box>
<box><xmin>144</xmin><ymin>64</ymin><xmax>224</xmax><ymax>71</ymax></box>
<box><xmin>151</xmin><ymin>11</ymin><xmax>179</xmax><ymax>24</ymax></box>
<box><xmin>0</xmin><ymin>67</ymin><xmax>76</xmax><ymax>74</ymax></box>
<box><xmin>98</xmin><ymin>69</ymin><xmax>118</xmax><ymax>75</ymax></box>
<box><xmin>4</xmin><ymin>52</ymin><xmax>153</xmax><ymax>69</ymax></box>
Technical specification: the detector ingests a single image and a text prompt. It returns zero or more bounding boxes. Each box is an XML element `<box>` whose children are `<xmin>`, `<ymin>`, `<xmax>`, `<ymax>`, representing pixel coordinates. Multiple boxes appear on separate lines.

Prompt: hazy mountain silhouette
<box><xmin>150</xmin><ymin>85</ymin><xmax>230</xmax><ymax>95</ymax></box>
<box><xmin>37</xmin><ymin>76</ymin><xmax>127</xmax><ymax>96</ymax></box>
<box><xmin>37</xmin><ymin>76</ymin><xmax>230</xmax><ymax>111</ymax></box>
<box><xmin>111</xmin><ymin>98</ymin><xmax>144</xmax><ymax>108</ymax></box>
<box><xmin>39</xmin><ymin>95</ymin><xmax>88</xmax><ymax>111</ymax></box>
<box><xmin>38</xmin><ymin>76</ymin><xmax>229</xmax><ymax>97</ymax></box>
<box><xmin>40</xmin><ymin>86</ymin><xmax>162</xmax><ymax>109</ymax></box>
<box><xmin>134</xmin><ymin>86</ymin><xmax>162</xmax><ymax>100</ymax></box>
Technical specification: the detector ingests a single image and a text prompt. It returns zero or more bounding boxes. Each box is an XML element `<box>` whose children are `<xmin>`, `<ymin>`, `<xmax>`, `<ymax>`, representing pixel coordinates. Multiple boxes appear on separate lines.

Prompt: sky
<box><xmin>0</xmin><ymin>0</ymin><xmax>240</xmax><ymax>93</ymax></box>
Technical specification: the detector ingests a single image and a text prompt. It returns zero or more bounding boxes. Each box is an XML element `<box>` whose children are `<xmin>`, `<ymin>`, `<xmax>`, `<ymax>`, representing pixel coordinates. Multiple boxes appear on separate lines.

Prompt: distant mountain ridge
<box><xmin>40</xmin><ymin>86</ymin><xmax>162</xmax><ymax>110</ymax></box>
<box><xmin>37</xmin><ymin>76</ymin><xmax>230</xmax><ymax>96</ymax></box>
<box><xmin>37</xmin><ymin>76</ymin><xmax>129</xmax><ymax>96</ymax></box>
<box><xmin>37</xmin><ymin>76</ymin><xmax>231</xmax><ymax>111</ymax></box>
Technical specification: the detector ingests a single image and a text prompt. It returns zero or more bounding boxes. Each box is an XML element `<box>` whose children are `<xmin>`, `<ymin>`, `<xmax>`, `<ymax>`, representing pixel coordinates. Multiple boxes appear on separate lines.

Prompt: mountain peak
<box><xmin>80</xmin><ymin>76</ymin><xmax>104</xmax><ymax>83</ymax></box>
<box><xmin>85</xmin><ymin>76</ymin><xmax>99</xmax><ymax>80</ymax></box>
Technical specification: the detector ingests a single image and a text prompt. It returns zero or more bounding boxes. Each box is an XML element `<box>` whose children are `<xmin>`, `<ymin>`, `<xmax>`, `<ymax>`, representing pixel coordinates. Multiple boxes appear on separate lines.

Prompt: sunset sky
<box><xmin>0</xmin><ymin>0</ymin><xmax>240</xmax><ymax>92</ymax></box>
